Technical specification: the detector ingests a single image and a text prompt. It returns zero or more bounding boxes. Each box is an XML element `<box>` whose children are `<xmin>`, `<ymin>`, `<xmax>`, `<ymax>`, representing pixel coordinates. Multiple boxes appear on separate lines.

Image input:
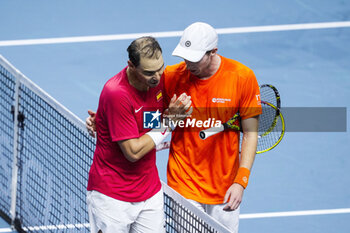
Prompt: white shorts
<box><xmin>187</xmin><ymin>199</ymin><xmax>240</xmax><ymax>233</ymax></box>
<box><xmin>86</xmin><ymin>189</ymin><xmax>165</xmax><ymax>233</ymax></box>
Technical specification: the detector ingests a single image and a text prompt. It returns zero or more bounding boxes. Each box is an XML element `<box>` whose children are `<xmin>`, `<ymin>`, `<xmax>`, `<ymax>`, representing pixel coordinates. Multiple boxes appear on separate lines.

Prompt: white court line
<box><xmin>0</xmin><ymin>21</ymin><xmax>350</xmax><ymax>47</ymax></box>
<box><xmin>0</xmin><ymin>228</ymin><xmax>14</xmax><ymax>233</ymax></box>
<box><xmin>240</xmin><ymin>208</ymin><xmax>350</xmax><ymax>219</ymax></box>
<box><xmin>0</xmin><ymin>208</ymin><xmax>349</xmax><ymax>231</ymax></box>
<box><xmin>22</xmin><ymin>223</ymin><xmax>89</xmax><ymax>231</ymax></box>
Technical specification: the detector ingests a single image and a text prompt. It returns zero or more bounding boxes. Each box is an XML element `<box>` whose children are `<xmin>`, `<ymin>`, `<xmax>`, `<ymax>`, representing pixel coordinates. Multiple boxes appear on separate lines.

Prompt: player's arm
<box><xmin>223</xmin><ymin>115</ymin><xmax>259</xmax><ymax>211</ymax></box>
<box><xmin>118</xmin><ymin>93</ymin><xmax>191</xmax><ymax>162</ymax></box>
<box><xmin>239</xmin><ymin>115</ymin><xmax>259</xmax><ymax>170</ymax></box>
<box><xmin>117</xmin><ymin>133</ymin><xmax>163</xmax><ymax>162</ymax></box>
<box><xmin>86</xmin><ymin>93</ymin><xmax>192</xmax><ymax>137</ymax></box>
<box><xmin>86</xmin><ymin>93</ymin><xmax>192</xmax><ymax>162</ymax></box>
<box><xmin>86</xmin><ymin>110</ymin><xmax>97</xmax><ymax>138</ymax></box>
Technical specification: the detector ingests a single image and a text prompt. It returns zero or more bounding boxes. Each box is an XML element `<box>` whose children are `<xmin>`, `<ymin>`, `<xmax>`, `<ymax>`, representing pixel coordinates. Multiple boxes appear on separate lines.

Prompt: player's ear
<box><xmin>210</xmin><ymin>48</ymin><xmax>218</xmax><ymax>56</ymax></box>
<box><xmin>128</xmin><ymin>60</ymin><xmax>136</xmax><ymax>69</ymax></box>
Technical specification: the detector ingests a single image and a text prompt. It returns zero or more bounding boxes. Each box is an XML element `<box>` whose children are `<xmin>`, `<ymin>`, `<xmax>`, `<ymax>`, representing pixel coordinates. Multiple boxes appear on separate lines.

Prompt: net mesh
<box><xmin>164</xmin><ymin>194</ymin><xmax>219</xmax><ymax>233</ymax></box>
<box><xmin>0</xmin><ymin>63</ymin><xmax>15</xmax><ymax>220</ymax></box>
<box><xmin>16</xmin><ymin>84</ymin><xmax>95</xmax><ymax>232</ymax></box>
<box><xmin>0</xmin><ymin>55</ymin><xmax>230</xmax><ymax>233</ymax></box>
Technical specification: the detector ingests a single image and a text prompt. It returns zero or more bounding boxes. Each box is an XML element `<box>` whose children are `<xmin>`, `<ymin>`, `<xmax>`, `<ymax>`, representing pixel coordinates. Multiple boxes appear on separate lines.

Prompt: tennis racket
<box><xmin>199</xmin><ymin>84</ymin><xmax>285</xmax><ymax>154</ymax></box>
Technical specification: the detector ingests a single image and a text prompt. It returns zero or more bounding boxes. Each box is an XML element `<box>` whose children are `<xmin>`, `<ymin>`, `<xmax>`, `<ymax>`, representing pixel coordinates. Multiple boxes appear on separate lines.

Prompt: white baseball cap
<box><xmin>172</xmin><ymin>22</ymin><xmax>218</xmax><ymax>62</ymax></box>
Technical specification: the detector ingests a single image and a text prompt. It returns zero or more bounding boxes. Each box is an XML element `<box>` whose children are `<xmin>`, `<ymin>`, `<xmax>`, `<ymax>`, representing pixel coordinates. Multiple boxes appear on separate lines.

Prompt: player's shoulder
<box><xmin>102</xmin><ymin>70</ymin><xmax>130</xmax><ymax>99</ymax></box>
<box><xmin>221</xmin><ymin>56</ymin><xmax>253</xmax><ymax>76</ymax></box>
<box><xmin>165</xmin><ymin>62</ymin><xmax>187</xmax><ymax>73</ymax></box>
<box><xmin>164</xmin><ymin>62</ymin><xmax>187</xmax><ymax>80</ymax></box>
<box><xmin>220</xmin><ymin>56</ymin><xmax>256</xmax><ymax>86</ymax></box>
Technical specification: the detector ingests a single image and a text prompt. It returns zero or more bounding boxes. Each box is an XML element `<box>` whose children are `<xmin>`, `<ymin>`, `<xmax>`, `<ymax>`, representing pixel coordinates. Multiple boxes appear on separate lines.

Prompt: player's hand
<box><xmin>223</xmin><ymin>183</ymin><xmax>244</xmax><ymax>211</ymax></box>
<box><xmin>86</xmin><ymin>110</ymin><xmax>96</xmax><ymax>138</ymax></box>
<box><xmin>166</xmin><ymin>93</ymin><xmax>193</xmax><ymax>121</ymax></box>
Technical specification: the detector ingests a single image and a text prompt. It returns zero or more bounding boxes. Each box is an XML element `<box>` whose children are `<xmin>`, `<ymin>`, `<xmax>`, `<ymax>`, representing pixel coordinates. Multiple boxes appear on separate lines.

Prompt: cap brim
<box><xmin>172</xmin><ymin>44</ymin><xmax>206</xmax><ymax>62</ymax></box>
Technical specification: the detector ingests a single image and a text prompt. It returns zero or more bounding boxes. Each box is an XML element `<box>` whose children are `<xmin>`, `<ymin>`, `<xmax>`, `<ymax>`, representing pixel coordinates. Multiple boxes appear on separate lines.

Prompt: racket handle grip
<box><xmin>199</xmin><ymin>125</ymin><xmax>225</xmax><ymax>140</ymax></box>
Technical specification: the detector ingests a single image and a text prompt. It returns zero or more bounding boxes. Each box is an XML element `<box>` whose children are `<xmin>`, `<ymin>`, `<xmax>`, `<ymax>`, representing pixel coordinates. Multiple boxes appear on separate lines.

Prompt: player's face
<box><xmin>184</xmin><ymin>52</ymin><xmax>212</xmax><ymax>78</ymax></box>
<box><xmin>135</xmin><ymin>53</ymin><xmax>165</xmax><ymax>88</ymax></box>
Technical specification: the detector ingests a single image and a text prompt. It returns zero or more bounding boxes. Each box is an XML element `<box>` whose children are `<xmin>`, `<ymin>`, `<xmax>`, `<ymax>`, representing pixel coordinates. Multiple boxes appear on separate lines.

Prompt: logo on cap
<box><xmin>185</xmin><ymin>41</ymin><xmax>191</xmax><ymax>47</ymax></box>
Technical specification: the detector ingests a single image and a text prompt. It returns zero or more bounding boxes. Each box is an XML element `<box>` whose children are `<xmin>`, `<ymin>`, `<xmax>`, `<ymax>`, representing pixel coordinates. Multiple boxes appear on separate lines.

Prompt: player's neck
<box><xmin>126</xmin><ymin>67</ymin><xmax>149</xmax><ymax>92</ymax></box>
<box><xmin>197</xmin><ymin>55</ymin><xmax>221</xmax><ymax>80</ymax></box>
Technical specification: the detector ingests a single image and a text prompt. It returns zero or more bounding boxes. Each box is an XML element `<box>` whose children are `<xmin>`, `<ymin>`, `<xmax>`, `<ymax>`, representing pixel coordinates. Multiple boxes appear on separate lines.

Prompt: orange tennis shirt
<box><xmin>163</xmin><ymin>55</ymin><xmax>262</xmax><ymax>204</ymax></box>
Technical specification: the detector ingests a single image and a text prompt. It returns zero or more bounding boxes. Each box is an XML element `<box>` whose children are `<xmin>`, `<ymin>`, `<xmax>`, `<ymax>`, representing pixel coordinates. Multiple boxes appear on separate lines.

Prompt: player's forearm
<box><xmin>233</xmin><ymin>130</ymin><xmax>258</xmax><ymax>189</ymax></box>
<box><xmin>239</xmin><ymin>116</ymin><xmax>259</xmax><ymax>169</ymax></box>
<box><xmin>233</xmin><ymin>116</ymin><xmax>259</xmax><ymax>188</ymax></box>
<box><xmin>118</xmin><ymin>123</ymin><xmax>172</xmax><ymax>162</ymax></box>
<box><xmin>118</xmin><ymin>135</ymin><xmax>157</xmax><ymax>162</ymax></box>
<box><xmin>240</xmin><ymin>131</ymin><xmax>258</xmax><ymax>170</ymax></box>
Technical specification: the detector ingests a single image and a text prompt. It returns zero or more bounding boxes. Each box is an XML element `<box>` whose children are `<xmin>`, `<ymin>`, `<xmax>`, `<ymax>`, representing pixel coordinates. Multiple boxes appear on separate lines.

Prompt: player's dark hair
<box><xmin>127</xmin><ymin>36</ymin><xmax>162</xmax><ymax>67</ymax></box>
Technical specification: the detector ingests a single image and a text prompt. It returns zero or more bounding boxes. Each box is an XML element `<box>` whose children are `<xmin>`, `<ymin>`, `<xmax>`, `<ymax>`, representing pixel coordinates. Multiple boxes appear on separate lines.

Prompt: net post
<box><xmin>9</xmin><ymin>75</ymin><xmax>20</xmax><ymax>227</ymax></box>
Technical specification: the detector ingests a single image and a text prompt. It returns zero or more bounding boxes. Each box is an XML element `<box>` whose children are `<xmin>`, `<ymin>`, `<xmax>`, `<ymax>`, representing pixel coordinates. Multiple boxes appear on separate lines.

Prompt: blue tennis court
<box><xmin>1</xmin><ymin>0</ymin><xmax>349</xmax><ymax>232</ymax></box>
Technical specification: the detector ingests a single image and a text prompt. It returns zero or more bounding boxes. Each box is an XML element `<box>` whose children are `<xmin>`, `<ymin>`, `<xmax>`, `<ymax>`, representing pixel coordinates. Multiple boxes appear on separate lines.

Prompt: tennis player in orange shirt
<box><xmin>163</xmin><ymin>22</ymin><xmax>262</xmax><ymax>232</ymax></box>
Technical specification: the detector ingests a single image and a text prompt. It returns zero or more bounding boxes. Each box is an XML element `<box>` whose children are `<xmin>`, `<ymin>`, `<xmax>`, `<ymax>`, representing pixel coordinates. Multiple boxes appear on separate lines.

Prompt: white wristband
<box><xmin>146</xmin><ymin>124</ymin><xmax>171</xmax><ymax>147</ymax></box>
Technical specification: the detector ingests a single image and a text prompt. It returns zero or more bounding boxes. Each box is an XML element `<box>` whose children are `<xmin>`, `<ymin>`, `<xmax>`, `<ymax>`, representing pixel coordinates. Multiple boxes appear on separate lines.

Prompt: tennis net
<box><xmin>0</xmin><ymin>55</ymin><xmax>230</xmax><ymax>233</ymax></box>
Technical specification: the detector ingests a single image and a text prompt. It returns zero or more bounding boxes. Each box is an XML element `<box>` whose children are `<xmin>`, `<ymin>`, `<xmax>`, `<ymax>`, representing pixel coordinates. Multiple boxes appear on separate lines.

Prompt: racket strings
<box><xmin>258</xmin><ymin>103</ymin><xmax>277</xmax><ymax>134</ymax></box>
<box><xmin>256</xmin><ymin>85</ymin><xmax>284</xmax><ymax>153</ymax></box>
<box><xmin>260</xmin><ymin>85</ymin><xmax>280</xmax><ymax>108</ymax></box>
<box><xmin>257</xmin><ymin>111</ymin><xmax>284</xmax><ymax>153</ymax></box>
